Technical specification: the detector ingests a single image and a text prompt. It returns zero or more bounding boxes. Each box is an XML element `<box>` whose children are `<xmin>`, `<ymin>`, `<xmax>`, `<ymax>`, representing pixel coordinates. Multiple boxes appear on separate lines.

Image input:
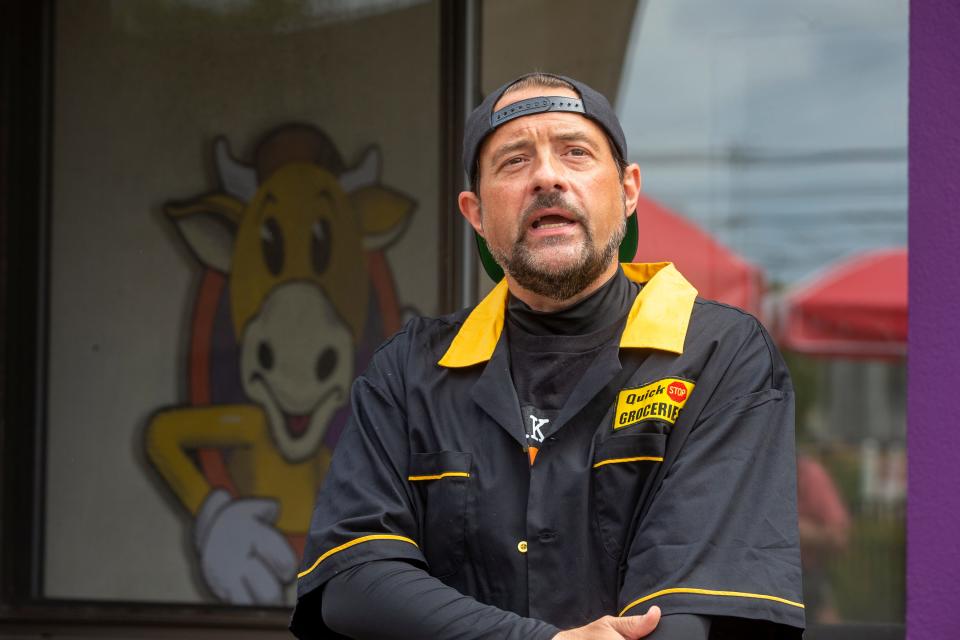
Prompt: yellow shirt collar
<box><xmin>438</xmin><ymin>262</ymin><xmax>698</xmax><ymax>368</ymax></box>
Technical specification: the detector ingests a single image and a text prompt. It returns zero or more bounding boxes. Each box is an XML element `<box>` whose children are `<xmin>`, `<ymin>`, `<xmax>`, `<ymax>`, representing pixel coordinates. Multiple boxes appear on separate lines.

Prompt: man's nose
<box><xmin>530</xmin><ymin>154</ymin><xmax>568</xmax><ymax>193</ymax></box>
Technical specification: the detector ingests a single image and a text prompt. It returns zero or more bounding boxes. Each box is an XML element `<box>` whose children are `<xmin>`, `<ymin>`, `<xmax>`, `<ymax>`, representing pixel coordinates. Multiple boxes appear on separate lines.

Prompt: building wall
<box><xmin>907</xmin><ymin>1</ymin><xmax>960</xmax><ymax>638</ymax></box>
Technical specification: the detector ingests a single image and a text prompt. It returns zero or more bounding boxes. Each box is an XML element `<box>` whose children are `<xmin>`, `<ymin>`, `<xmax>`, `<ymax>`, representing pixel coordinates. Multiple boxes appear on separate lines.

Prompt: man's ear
<box><xmin>622</xmin><ymin>163</ymin><xmax>642</xmax><ymax>215</ymax></box>
<box><xmin>458</xmin><ymin>190</ymin><xmax>484</xmax><ymax>235</ymax></box>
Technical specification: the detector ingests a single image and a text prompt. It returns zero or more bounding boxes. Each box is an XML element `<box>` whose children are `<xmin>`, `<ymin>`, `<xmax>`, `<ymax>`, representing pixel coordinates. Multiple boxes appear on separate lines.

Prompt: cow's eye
<box><xmin>311</xmin><ymin>219</ymin><xmax>332</xmax><ymax>275</ymax></box>
<box><xmin>260</xmin><ymin>218</ymin><xmax>284</xmax><ymax>276</ymax></box>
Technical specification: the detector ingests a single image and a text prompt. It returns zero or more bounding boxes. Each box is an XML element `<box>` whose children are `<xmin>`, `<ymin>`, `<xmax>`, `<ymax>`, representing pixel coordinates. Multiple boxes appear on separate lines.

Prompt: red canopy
<box><xmin>632</xmin><ymin>194</ymin><xmax>765</xmax><ymax>316</ymax></box>
<box><xmin>778</xmin><ymin>248</ymin><xmax>907</xmax><ymax>358</ymax></box>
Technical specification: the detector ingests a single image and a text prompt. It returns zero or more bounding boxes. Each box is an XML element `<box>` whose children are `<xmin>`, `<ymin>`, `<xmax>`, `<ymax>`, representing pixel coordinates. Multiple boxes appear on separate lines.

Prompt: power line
<box><xmin>631</xmin><ymin>146</ymin><xmax>906</xmax><ymax>166</ymax></box>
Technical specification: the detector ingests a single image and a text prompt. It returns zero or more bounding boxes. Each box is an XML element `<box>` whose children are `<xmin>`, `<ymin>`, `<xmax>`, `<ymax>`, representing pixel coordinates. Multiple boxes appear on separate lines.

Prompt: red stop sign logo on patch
<box><xmin>667</xmin><ymin>381</ymin><xmax>688</xmax><ymax>403</ymax></box>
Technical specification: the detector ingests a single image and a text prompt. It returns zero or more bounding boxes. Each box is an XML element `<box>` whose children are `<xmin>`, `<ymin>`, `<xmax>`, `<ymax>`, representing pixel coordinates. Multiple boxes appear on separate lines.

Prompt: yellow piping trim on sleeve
<box><xmin>297</xmin><ymin>534</ymin><xmax>419</xmax><ymax>580</ymax></box>
<box><xmin>593</xmin><ymin>456</ymin><xmax>664</xmax><ymax>468</ymax></box>
<box><xmin>619</xmin><ymin>587</ymin><xmax>805</xmax><ymax>616</ymax></box>
<box><xmin>407</xmin><ymin>472</ymin><xmax>471</xmax><ymax>481</ymax></box>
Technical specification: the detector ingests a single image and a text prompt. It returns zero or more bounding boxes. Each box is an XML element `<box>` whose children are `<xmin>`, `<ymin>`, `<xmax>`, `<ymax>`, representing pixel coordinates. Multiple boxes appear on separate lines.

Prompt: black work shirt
<box><xmin>293</xmin><ymin>262</ymin><xmax>804</xmax><ymax>633</ymax></box>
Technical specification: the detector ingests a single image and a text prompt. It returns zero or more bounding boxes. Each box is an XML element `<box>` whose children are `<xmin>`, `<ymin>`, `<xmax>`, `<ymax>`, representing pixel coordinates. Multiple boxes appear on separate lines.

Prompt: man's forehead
<box><xmin>482</xmin><ymin>111</ymin><xmax>608</xmax><ymax>164</ymax></box>
<box><xmin>484</xmin><ymin>86</ymin><xmax>606</xmax><ymax>158</ymax></box>
<box><xmin>487</xmin><ymin>118</ymin><xmax>602</xmax><ymax>150</ymax></box>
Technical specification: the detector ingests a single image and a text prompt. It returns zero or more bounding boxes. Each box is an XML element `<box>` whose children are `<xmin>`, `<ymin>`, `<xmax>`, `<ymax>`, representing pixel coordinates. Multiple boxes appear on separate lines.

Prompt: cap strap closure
<box><xmin>490</xmin><ymin>96</ymin><xmax>584</xmax><ymax>128</ymax></box>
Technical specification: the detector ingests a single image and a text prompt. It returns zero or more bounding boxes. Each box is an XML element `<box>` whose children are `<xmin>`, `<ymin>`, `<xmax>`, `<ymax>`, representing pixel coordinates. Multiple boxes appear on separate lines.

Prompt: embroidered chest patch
<box><xmin>613</xmin><ymin>378</ymin><xmax>695</xmax><ymax>429</ymax></box>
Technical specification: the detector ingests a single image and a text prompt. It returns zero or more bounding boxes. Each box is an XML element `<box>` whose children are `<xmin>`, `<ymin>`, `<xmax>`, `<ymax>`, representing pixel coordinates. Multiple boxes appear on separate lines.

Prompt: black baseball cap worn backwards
<box><xmin>463</xmin><ymin>72</ymin><xmax>638</xmax><ymax>282</ymax></box>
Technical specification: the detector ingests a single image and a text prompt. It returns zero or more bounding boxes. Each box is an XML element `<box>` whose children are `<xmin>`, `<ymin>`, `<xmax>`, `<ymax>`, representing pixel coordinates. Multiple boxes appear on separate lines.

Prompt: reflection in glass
<box><xmin>618</xmin><ymin>0</ymin><xmax>907</xmax><ymax>629</ymax></box>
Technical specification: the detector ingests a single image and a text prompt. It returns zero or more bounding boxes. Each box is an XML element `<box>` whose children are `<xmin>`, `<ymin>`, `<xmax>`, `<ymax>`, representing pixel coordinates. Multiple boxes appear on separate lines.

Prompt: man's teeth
<box><xmin>533</xmin><ymin>220</ymin><xmax>571</xmax><ymax>229</ymax></box>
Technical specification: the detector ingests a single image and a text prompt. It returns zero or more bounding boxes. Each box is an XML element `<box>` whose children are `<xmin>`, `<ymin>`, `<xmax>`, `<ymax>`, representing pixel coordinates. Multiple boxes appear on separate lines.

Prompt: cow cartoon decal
<box><xmin>146</xmin><ymin>124</ymin><xmax>414</xmax><ymax>605</ymax></box>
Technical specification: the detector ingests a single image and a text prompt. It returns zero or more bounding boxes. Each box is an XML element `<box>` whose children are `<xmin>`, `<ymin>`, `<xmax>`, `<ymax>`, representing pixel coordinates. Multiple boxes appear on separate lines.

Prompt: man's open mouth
<box><xmin>529</xmin><ymin>209</ymin><xmax>578</xmax><ymax>231</ymax></box>
<box><xmin>532</xmin><ymin>214</ymin><xmax>576</xmax><ymax>229</ymax></box>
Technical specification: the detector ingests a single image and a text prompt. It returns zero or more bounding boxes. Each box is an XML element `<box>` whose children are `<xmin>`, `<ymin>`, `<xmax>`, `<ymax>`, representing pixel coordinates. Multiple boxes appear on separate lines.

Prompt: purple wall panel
<box><xmin>908</xmin><ymin>1</ymin><xmax>960</xmax><ymax>638</ymax></box>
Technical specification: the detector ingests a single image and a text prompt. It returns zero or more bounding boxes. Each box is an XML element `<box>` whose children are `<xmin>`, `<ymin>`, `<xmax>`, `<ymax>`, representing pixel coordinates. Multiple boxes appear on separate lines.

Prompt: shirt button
<box><xmin>517</xmin><ymin>540</ymin><xmax>528</xmax><ymax>553</ymax></box>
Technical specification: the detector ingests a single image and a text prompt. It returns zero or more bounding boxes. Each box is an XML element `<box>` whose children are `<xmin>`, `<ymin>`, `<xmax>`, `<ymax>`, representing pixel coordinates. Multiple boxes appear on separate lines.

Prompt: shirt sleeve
<box><xmin>318</xmin><ymin>560</ymin><xmax>560</xmax><ymax>640</ymax></box>
<box><xmin>618</xmin><ymin>319</ymin><xmax>805</xmax><ymax>631</ymax></box>
<box><xmin>319</xmin><ymin>560</ymin><xmax>706</xmax><ymax>640</ymax></box>
<box><xmin>291</xmin><ymin>331</ymin><xmax>428</xmax><ymax>636</ymax></box>
<box><xmin>644</xmin><ymin>614</ymin><xmax>710</xmax><ymax>639</ymax></box>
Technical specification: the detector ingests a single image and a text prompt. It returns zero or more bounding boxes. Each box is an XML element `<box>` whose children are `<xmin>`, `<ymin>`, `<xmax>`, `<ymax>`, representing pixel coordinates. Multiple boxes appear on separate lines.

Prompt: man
<box><xmin>290</xmin><ymin>72</ymin><xmax>804</xmax><ymax>639</ymax></box>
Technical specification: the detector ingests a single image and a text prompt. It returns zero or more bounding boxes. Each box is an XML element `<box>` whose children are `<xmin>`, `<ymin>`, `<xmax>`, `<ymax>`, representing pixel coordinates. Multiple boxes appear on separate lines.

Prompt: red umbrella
<box><xmin>778</xmin><ymin>248</ymin><xmax>907</xmax><ymax>358</ymax></box>
<box><xmin>632</xmin><ymin>194</ymin><xmax>765</xmax><ymax>316</ymax></box>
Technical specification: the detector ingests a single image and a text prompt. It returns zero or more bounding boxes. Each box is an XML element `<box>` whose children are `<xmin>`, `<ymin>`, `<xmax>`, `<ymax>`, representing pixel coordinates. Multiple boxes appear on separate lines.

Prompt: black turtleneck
<box><xmin>506</xmin><ymin>267</ymin><xmax>638</xmax><ymax>452</ymax></box>
<box><xmin>506</xmin><ymin>264</ymin><xmax>638</xmax><ymax>336</ymax></box>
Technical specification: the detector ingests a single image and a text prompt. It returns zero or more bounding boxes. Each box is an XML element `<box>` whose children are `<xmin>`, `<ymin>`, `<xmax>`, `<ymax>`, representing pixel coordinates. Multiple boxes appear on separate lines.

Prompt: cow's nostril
<box><xmin>315</xmin><ymin>348</ymin><xmax>337</xmax><ymax>382</ymax></box>
<box><xmin>258</xmin><ymin>341</ymin><xmax>274</xmax><ymax>371</ymax></box>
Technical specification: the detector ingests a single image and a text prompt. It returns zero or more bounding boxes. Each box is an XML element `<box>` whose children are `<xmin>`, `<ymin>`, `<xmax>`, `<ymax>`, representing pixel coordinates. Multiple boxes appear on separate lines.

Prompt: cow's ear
<box><xmin>164</xmin><ymin>194</ymin><xmax>244</xmax><ymax>273</ymax></box>
<box><xmin>351</xmin><ymin>185</ymin><xmax>415</xmax><ymax>251</ymax></box>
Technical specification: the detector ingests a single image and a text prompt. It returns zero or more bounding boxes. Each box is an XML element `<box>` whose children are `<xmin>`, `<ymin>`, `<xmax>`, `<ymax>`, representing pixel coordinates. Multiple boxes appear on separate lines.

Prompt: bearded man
<box><xmin>291</xmin><ymin>72</ymin><xmax>804</xmax><ymax>640</ymax></box>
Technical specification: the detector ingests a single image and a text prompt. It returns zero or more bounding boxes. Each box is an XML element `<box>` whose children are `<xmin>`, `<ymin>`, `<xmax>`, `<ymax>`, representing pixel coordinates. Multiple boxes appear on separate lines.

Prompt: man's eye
<box><xmin>568</xmin><ymin>148</ymin><xmax>588</xmax><ymax>157</ymax></box>
<box><xmin>505</xmin><ymin>156</ymin><xmax>525</xmax><ymax>166</ymax></box>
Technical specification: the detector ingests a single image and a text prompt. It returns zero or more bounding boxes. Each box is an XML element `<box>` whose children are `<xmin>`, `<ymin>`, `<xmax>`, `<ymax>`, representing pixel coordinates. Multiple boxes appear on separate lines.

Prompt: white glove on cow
<box><xmin>194</xmin><ymin>488</ymin><xmax>298</xmax><ymax>605</ymax></box>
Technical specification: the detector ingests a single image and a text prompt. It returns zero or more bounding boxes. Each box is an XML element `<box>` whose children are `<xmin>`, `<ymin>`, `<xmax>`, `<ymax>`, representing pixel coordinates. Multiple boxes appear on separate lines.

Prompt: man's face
<box><xmin>460</xmin><ymin>86</ymin><xmax>640</xmax><ymax>302</ymax></box>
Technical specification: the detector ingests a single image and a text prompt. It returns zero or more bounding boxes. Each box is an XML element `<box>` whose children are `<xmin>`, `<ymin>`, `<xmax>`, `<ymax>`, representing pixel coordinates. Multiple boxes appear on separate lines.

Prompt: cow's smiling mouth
<box><xmin>283</xmin><ymin>387</ymin><xmax>343</xmax><ymax>438</ymax></box>
<box><xmin>249</xmin><ymin>372</ymin><xmax>344</xmax><ymax>440</ymax></box>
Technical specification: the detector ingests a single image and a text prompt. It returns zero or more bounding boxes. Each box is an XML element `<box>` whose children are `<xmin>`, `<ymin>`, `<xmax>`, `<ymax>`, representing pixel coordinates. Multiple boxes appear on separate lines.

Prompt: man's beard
<box><xmin>485</xmin><ymin>191</ymin><xmax>626</xmax><ymax>302</ymax></box>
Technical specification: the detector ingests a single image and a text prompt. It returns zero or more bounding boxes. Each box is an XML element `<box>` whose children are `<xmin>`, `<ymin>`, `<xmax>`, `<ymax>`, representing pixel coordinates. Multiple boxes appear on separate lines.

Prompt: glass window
<box><xmin>43</xmin><ymin>0</ymin><xmax>445</xmax><ymax>606</ymax></box>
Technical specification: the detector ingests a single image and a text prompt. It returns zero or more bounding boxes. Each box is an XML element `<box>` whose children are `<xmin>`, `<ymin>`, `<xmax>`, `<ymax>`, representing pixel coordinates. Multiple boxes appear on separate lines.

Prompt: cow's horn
<box><xmin>340</xmin><ymin>147</ymin><xmax>380</xmax><ymax>193</ymax></box>
<box><xmin>214</xmin><ymin>137</ymin><xmax>258</xmax><ymax>202</ymax></box>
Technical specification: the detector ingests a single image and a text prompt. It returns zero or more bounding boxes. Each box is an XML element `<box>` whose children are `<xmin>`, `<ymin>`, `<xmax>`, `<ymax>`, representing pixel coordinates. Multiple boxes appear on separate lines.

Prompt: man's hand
<box><xmin>554</xmin><ymin>606</ymin><xmax>661</xmax><ymax>639</ymax></box>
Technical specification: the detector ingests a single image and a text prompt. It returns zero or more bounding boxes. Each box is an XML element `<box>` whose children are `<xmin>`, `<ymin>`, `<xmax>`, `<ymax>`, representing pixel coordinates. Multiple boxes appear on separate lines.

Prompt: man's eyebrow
<box><xmin>553</xmin><ymin>130</ymin><xmax>601</xmax><ymax>149</ymax></box>
<box><xmin>489</xmin><ymin>139</ymin><xmax>532</xmax><ymax>167</ymax></box>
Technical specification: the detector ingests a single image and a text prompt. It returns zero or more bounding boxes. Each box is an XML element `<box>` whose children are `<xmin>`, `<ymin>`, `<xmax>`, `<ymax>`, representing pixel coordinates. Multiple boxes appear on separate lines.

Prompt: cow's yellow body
<box><xmin>146</xmin><ymin>405</ymin><xmax>331</xmax><ymax>533</ymax></box>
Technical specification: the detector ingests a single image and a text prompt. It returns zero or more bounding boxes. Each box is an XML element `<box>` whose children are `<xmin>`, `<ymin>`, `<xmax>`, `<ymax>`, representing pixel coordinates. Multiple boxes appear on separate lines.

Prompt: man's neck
<box><xmin>504</xmin><ymin>261</ymin><xmax>620</xmax><ymax>312</ymax></box>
